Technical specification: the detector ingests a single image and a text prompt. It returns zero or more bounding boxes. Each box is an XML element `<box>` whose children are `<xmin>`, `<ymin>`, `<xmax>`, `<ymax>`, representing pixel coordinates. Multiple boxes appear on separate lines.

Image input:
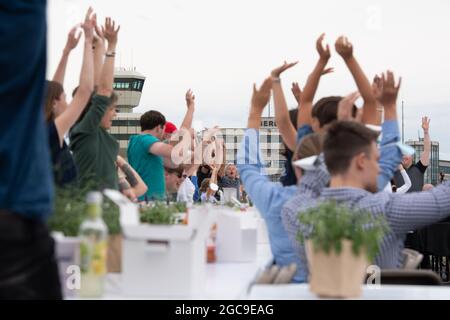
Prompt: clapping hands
<box><xmin>271</xmin><ymin>61</ymin><xmax>298</xmax><ymax>79</ymax></box>
<box><xmin>251</xmin><ymin>77</ymin><xmax>272</xmax><ymax>113</ymax></box>
<box><xmin>377</xmin><ymin>71</ymin><xmax>402</xmax><ymax>108</ymax></box>
<box><xmin>65</xmin><ymin>24</ymin><xmax>82</xmax><ymax>52</ymax></box>
<box><xmin>102</xmin><ymin>17</ymin><xmax>120</xmax><ymax>46</ymax></box>
<box><xmin>335</xmin><ymin>36</ymin><xmax>353</xmax><ymax>61</ymax></box>
<box><xmin>186</xmin><ymin>89</ymin><xmax>195</xmax><ymax>110</ymax></box>
<box><xmin>81</xmin><ymin>7</ymin><xmax>96</xmax><ymax>41</ymax></box>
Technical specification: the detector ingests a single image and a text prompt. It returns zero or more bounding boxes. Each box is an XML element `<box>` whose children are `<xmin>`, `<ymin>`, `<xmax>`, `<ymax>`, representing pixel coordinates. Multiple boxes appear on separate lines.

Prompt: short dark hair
<box><xmin>324</xmin><ymin>121</ymin><xmax>379</xmax><ymax>175</ymax></box>
<box><xmin>280</xmin><ymin>109</ymin><xmax>298</xmax><ymax>157</ymax></box>
<box><xmin>312</xmin><ymin>96</ymin><xmax>357</xmax><ymax>128</ymax></box>
<box><xmin>165</xmin><ymin>166</ymin><xmax>184</xmax><ymax>178</ymax></box>
<box><xmin>140</xmin><ymin>110</ymin><xmax>166</xmax><ymax>131</ymax></box>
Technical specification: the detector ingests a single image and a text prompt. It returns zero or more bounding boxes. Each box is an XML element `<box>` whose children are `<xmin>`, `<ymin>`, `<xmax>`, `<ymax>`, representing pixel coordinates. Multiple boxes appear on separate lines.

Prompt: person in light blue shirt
<box><xmin>238</xmin><ymin>77</ymin><xmax>402</xmax><ymax>283</ymax></box>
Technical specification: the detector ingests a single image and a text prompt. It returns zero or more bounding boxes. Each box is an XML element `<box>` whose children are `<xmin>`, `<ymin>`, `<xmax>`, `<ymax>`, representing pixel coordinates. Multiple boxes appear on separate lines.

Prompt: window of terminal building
<box><xmin>113</xmin><ymin>79</ymin><xmax>145</xmax><ymax>92</ymax></box>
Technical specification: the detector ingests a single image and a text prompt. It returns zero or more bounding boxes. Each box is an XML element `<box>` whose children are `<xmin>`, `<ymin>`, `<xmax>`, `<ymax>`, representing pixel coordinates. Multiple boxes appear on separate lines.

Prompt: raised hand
<box><xmin>321</xmin><ymin>67</ymin><xmax>334</xmax><ymax>76</ymax></box>
<box><xmin>65</xmin><ymin>24</ymin><xmax>82</xmax><ymax>52</ymax></box>
<box><xmin>337</xmin><ymin>91</ymin><xmax>360</xmax><ymax>121</ymax></box>
<box><xmin>93</xmin><ymin>19</ymin><xmax>105</xmax><ymax>45</ymax></box>
<box><xmin>422</xmin><ymin>116</ymin><xmax>430</xmax><ymax>132</ymax></box>
<box><xmin>291</xmin><ymin>82</ymin><xmax>302</xmax><ymax>105</ymax></box>
<box><xmin>81</xmin><ymin>7</ymin><xmax>96</xmax><ymax>41</ymax></box>
<box><xmin>185</xmin><ymin>89</ymin><xmax>195</xmax><ymax>110</ymax></box>
<box><xmin>372</xmin><ymin>74</ymin><xmax>383</xmax><ymax>100</ymax></box>
<box><xmin>102</xmin><ymin>17</ymin><xmax>120</xmax><ymax>46</ymax></box>
<box><xmin>251</xmin><ymin>77</ymin><xmax>272</xmax><ymax>113</ymax></box>
<box><xmin>378</xmin><ymin>71</ymin><xmax>402</xmax><ymax>108</ymax></box>
<box><xmin>317</xmin><ymin>33</ymin><xmax>331</xmax><ymax>61</ymax></box>
<box><xmin>271</xmin><ymin>61</ymin><xmax>298</xmax><ymax>79</ymax></box>
<box><xmin>335</xmin><ymin>36</ymin><xmax>353</xmax><ymax>60</ymax></box>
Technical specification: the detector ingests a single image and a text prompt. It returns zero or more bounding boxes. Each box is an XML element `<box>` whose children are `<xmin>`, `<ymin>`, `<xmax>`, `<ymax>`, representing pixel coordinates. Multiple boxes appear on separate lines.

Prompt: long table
<box><xmin>96</xmin><ymin>243</ymin><xmax>273</xmax><ymax>300</ymax></box>
<box><xmin>246</xmin><ymin>283</ymin><xmax>450</xmax><ymax>300</ymax></box>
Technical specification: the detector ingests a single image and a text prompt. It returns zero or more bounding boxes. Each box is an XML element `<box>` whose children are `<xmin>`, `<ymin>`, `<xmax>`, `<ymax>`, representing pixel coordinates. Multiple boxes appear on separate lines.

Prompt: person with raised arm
<box><xmin>282</xmin><ymin>73</ymin><xmax>434</xmax><ymax>277</ymax></box>
<box><xmin>237</xmin><ymin>77</ymin><xmax>328</xmax><ymax>283</ymax></box>
<box><xmin>70</xmin><ymin>17</ymin><xmax>121</xmax><ymax>191</ymax></box>
<box><xmin>45</xmin><ymin>8</ymin><xmax>95</xmax><ymax>186</ymax></box>
<box><xmin>128</xmin><ymin>109</ymin><xmax>193</xmax><ymax>201</ymax></box>
<box><xmin>274</xmin><ymin>35</ymin><xmax>332</xmax><ymax>186</ymax></box>
<box><xmin>393</xmin><ymin>117</ymin><xmax>431</xmax><ymax>192</ymax></box>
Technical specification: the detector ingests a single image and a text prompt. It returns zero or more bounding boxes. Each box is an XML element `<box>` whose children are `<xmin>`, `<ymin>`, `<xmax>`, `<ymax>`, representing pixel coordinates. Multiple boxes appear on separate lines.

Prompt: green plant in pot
<box><xmin>140</xmin><ymin>202</ymin><xmax>177</xmax><ymax>225</ymax></box>
<box><xmin>297</xmin><ymin>201</ymin><xmax>388</xmax><ymax>298</ymax></box>
<box><xmin>48</xmin><ymin>183</ymin><xmax>122</xmax><ymax>273</ymax></box>
<box><xmin>49</xmin><ymin>185</ymin><xmax>121</xmax><ymax>237</ymax></box>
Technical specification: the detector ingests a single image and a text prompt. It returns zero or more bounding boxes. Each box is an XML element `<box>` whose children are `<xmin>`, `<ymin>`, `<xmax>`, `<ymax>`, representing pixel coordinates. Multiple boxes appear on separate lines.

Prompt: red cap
<box><xmin>164</xmin><ymin>121</ymin><xmax>177</xmax><ymax>134</ymax></box>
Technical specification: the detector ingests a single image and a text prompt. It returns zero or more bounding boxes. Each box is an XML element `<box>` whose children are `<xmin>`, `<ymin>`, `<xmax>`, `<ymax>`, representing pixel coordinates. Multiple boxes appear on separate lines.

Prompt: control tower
<box><xmin>113</xmin><ymin>68</ymin><xmax>146</xmax><ymax>113</ymax></box>
<box><xmin>111</xmin><ymin>68</ymin><xmax>146</xmax><ymax>157</ymax></box>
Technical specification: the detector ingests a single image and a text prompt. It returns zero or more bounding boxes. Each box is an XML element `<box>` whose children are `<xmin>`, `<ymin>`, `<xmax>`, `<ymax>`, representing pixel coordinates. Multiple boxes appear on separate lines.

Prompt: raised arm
<box><xmin>116</xmin><ymin>155</ymin><xmax>148</xmax><ymax>197</ymax></box>
<box><xmin>371</xmin><ymin>75</ymin><xmax>384</xmax><ymax>125</ymax></box>
<box><xmin>271</xmin><ymin>61</ymin><xmax>298</xmax><ymax>151</ymax></box>
<box><xmin>298</xmin><ymin>33</ymin><xmax>333</xmax><ymax>129</ymax></box>
<box><xmin>420</xmin><ymin>117</ymin><xmax>431</xmax><ymax>166</ymax></box>
<box><xmin>291</xmin><ymin>82</ymin><xmax>302</xmax><ymax>107</ymax></box>
<box><xmin>93</xmin><ymin>22</ymin><xmax>106</xmax><ymax>87</ymax></box>
<box><xmin>237</xmin><ymin>77</ymin><xmax>288</xmax><ymax>215</ymax></box>
<box><xmin>97</xmin><ymin>17</ymin><xmax>120</xmax><ymax>97</ymax></box>
<box><xmin>396</xmin><ymin>165</ymin><xmax>412</xmax><ymax>194</ymax></box>
<box><xmin>335</xmin><ymin>36</ymin><xmax>378</xmax><ymax>125</ymax></box>
<box><xmin>53</xmin><ymin>25</ymin><xmax>81</xmax><ymax>85</ymax></box>
<box><xmin>54</xmin><ymin>8</ymin><xmax>95</xmax><ymax>144</ymax></box>
<box><xmin>377</xmin><ymin>71</ymin><xmax>402</xmax><ymax>190</ymax></box>
<box><xmin>180</xmin><ymin>89</ymin><xmax>195</xmax><ymax>129</ymax></box>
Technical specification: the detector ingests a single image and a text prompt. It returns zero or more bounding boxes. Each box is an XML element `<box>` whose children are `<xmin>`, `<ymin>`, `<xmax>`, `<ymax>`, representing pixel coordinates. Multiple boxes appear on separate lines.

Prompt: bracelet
<box><xmin>271</xmin><ymin>76</ymin><xmax>281</xmax><ymax>83</ymax></box>
<box><xmin>106</xmin><ymin>51</ymin><xmax>116</xmax><ymax>58</ymax></box>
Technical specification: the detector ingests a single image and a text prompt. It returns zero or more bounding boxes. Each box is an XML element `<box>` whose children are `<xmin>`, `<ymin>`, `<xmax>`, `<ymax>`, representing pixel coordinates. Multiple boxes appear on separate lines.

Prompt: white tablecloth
<box><xmin>92</xmin><ymin>243</ymin><xmax>273</xmax><ymax>300</ymax></box>
<box><xmin>246</xmin><ymin>283</ymin><xmax>450</xmax><ymax>300</ymax></box>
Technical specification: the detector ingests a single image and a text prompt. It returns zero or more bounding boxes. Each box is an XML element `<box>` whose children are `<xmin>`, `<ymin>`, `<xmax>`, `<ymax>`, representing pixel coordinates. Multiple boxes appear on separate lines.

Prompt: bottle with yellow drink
<box><xmin>78</xmin><ymin>191</ymin><xmax>108</xmax><ymax>298</ymax></box>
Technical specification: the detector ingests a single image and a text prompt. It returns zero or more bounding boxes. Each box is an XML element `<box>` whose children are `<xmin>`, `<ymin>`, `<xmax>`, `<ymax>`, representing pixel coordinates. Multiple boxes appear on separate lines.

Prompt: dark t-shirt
<box><xmin>70</xmin><ymin>95</ymin><xmax>119</xmax><ymax>191</ymax></box>
<box><xmin>48</xmin><ymin>121</ymin><xmax>77</xmax><ymax>186</ymax></box>
<box><xmin>197</xmin><ymin>168</ymin><xmax>211</xmax><ymax>189</ymax></box>
<box><xmin>0</xmin><ymin>1</ymin><xmax>53</xmax><ymax>220</ymax></box>
<box><xmin>280</xmin><ymin>150</ymin><xmax>297</xmax><ymax>187</ymax></box>
<box><xmin>393</xmin><ymin>160</ymin><xmax>428</xmax><ymax>193</ymax></box>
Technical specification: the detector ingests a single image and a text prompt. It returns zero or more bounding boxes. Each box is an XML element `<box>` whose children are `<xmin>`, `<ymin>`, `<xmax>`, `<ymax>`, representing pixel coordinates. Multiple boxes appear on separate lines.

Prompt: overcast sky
<box><xmin>47</xmin><ymin>0</ymin><xmax>450</xmax><ymax>158</ymax></box>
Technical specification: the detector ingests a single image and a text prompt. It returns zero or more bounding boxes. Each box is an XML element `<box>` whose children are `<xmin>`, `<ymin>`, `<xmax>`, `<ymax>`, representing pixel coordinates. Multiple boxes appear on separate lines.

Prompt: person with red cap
<box><xmin>127</xmin><ymin>90</ymin><xmax>196</xmax><ymax>200</ymax></box>
<box><xmin>163</xmin><ymin>121</ymin><xmax>178</xmax><ymax>141</ymax></box>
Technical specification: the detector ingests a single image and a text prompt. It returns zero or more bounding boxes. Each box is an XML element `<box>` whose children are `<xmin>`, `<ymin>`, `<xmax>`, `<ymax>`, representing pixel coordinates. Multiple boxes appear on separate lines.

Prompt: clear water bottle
<box><xmin>78</xmin><ymin>192</ymin><xmax>108</xmax><ymax>298</ymax></box>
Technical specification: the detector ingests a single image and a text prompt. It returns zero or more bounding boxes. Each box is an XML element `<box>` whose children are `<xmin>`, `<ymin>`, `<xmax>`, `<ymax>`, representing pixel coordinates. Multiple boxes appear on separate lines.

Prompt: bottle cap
<box><xmin>86</xmin><ymin>191</ymin><xmax>103</xmax><ymax>204</ymax></box>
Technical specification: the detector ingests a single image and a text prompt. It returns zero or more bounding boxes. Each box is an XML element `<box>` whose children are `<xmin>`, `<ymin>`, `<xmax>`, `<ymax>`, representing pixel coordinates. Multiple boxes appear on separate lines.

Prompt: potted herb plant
<box><xmin>49</xmin><ymin>185</ymin><xmax>122</xmax><ymax>273</ymax></box>
<box><xmin>297</xmin><ymin>201</ymin><xmax>388</xmax><ymax>298</ymax></box>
